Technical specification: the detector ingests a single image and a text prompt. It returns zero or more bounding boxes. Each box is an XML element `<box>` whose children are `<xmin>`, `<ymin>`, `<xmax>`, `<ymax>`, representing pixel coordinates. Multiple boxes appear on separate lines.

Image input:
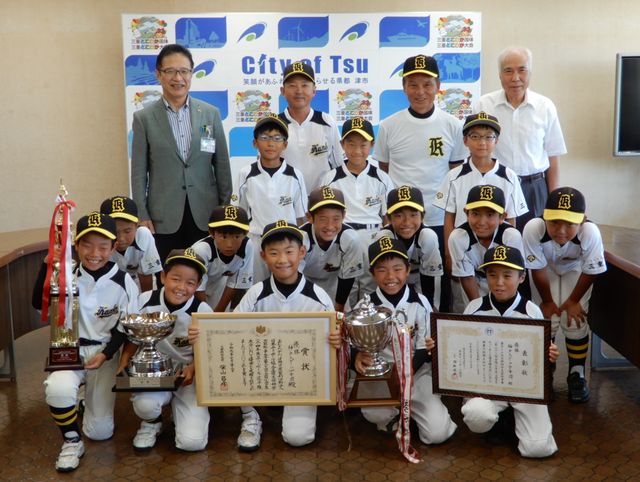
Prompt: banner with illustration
<box><xmin>122</xmin><ymin>12</ymin><xmax>481</xmax><ymax>180</ymax></box>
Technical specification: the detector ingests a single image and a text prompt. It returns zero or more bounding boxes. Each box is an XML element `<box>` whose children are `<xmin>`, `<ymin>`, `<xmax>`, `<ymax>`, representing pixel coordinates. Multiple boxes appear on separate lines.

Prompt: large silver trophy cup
<box><xmin>343</xmin><ymin>294</ymin><xmax>408</xmax><ymax>406</ymax></box>
<box><xmin>114</xmin><ymin>312</ymin><xmax>181</xmax><ymax>391</ymax></box>
<box><xmin>344</xmin><ymin>294</ymin><xmax>408</xmax><ymax>377</ymax></box>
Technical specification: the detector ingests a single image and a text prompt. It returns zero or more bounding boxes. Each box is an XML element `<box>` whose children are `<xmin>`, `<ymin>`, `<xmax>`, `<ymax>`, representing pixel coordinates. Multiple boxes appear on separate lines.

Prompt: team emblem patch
<box><xmin>184</xmin><ymin>248</ymin><xmax>197</xmax><ymax>260</ymax></box>
<box><xmin>558</xmin><ymin>193</ymin><xmax>572</xmax><ymax>210</ymax></box>
<box><xmin>493</xmin><ymin>246</ymin><xmax>508</xmax><ymax>261</ymax></box>
<box><xmin>351</xmin><ymin>117</ymin><xmax>364</xmax><ymax>129</ymax></box>
<box><xmin>480</xmin><ymin>186</ymin><xmax>494</xmax><ymax>201</ymax></box>
<box><xmin>293</xmin><ymin>61</ymin><xmax>304</xmax><ymax>73</ymax></box>
<box><xmin>224</xmin><ymin>205</ymin><xmax>238</xmax><ymax>220</ymax></box>
<box><xmin>111</xmin><ymin>197</ymin><xmax>126</xmax><ymax>213</ymax></box>
<box><xmin>415</xmin><ymin>55</ymin><xmax>426</xmax><ymax>69</ymax></box>
<box><xmin>322</xmin><ymin>186</ymin><xmax>335</xmax><ymax>199</ymax></box>
<box><xmin>436</xmin><ymin>192</ymin><xmax>444</xmax><ymax>200</ymax></box>
<box><xmin>276</xmin><ymin>220</ymin><xmax>288</xmax><ymax>228</ymax></box>
<box><xmin>398</xmin><ymin>186</ymin><xmax>412</xmax><ymax>201</ymax></box>
<box><xmin>379</xmin><ymin>236</ymin><xmax>394</xmax><ymax>252</ymax></box>
<box><xmin>527</xmin><ymin>255</ymin><xmax>536</xmax><ymax>263</ymax></box>
<box><xmin>478</xmin><ymin>111</ymin><xmax>488</xmax><ymax>120</ymax></box>
<box><xmin>88</xmin><ymin>212</ymin><xmax>102</xmax><ymax>227</ymax></box>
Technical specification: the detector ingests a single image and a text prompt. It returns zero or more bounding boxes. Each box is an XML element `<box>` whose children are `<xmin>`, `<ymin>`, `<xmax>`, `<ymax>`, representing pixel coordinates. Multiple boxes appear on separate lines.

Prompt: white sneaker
<box><xmin>133</xmin><ymin>421</ymin><xmax>163</xmax><ymax>450</ymax></box>
<box><xmin>237</xmin><ymin>417</ymin><xmax>262</xmax><ymax>452</ymax></box>
<box><xmin>55</xmin><ymin>439</ymin><xmax>85</xmax><ymax>472</ymax></box>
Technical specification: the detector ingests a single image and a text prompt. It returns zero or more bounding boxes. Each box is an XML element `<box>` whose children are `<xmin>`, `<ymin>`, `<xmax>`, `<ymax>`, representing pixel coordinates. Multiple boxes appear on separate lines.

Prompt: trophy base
<box><xmin>45</xmin><ymin>346</ymin><xmax>84</xmax><ymax>372</ymax></box>
<box><xmin>347</xmin><ymin>363</ymin><xmax>400</xmax><ymax>407</ymax></box>
<box><xmin>112</xmin><ymin>367</ymin><xmax>184</xmax><ymax>392</ymax></box>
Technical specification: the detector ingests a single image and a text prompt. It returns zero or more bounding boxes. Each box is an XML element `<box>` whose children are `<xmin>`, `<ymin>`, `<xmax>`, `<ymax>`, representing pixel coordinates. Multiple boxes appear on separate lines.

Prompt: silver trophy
<box><xmin>114</xmin><ymin>312</ymin><xmax>181</xmax><ymax>391</ymax></box>
<box><xmin>343</xmin><ymin>294</ymin><xmax>408</xmax><ymax>377</ymax></box>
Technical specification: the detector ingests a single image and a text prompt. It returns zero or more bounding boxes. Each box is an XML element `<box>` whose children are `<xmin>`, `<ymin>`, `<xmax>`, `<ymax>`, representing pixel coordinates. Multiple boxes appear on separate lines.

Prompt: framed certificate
<box><xmin>192</xmin><ymin>311</ymin><xmax>336</xmax><ymax>406</ymax></box>
<box><xmin>430</xmin><ymin>313</ymin><xmax>551</xmax><ymax>404</ymax></box>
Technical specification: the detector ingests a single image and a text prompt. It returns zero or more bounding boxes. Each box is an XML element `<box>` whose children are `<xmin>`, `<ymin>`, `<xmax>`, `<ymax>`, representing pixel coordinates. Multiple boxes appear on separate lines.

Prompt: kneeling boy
<box><xmin>354</xmin><ymin>236</ymin><xmax>456</xmax><ymax>444</ymax></box>
<box><xmin>461</xmin><ymin>245</ymin><xmax>558</xmax><ymax>458</ymax></box>
<box><xmin>119</xmin><ymin>248</ymin><xmax>212</xmax><ymax>452</ymax></box>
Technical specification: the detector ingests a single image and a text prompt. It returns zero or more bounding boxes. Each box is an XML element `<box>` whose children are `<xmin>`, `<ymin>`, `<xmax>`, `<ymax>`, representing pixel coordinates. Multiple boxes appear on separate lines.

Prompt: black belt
<box><xmin>349</xmin><ymin>222</ymin><xmax>381</xmax><ymax>230</ymax></box>
<box><xmin>79</xmin><ymin>338</ymin><xmax>103</xmax><ymax>346</ymax></box>
<box><xmin>519</xmin><ymin>172</ymin><xmax>545</xmax><ymax>182</ymax></box>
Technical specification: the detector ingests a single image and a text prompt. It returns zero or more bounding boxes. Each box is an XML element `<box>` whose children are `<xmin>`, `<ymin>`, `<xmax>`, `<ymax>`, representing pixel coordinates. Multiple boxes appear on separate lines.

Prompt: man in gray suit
<box><xmin>131</xmin><ymin>44</ymin><xmax>232</xmax><ymax>263</ymax></box>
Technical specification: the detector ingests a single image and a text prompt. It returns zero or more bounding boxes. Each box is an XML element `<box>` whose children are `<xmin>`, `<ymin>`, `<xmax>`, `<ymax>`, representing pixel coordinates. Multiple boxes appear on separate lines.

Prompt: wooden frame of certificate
<box><xmin>430</xmin><ymin>313</ymin><xmax>552</xmax><ymax>404</ymax></box>
<box><xmin>192</xmin><ymin>311</ymin><xmax>336</xmax><ymax>406</ymax></box>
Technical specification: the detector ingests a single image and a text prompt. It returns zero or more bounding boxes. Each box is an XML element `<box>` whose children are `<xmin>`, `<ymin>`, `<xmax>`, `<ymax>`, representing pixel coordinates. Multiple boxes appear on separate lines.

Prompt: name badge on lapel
<box><xmin>201</xmin><ymin>125</ymin><xmax>216</xmax><ymax>153</ymax></box>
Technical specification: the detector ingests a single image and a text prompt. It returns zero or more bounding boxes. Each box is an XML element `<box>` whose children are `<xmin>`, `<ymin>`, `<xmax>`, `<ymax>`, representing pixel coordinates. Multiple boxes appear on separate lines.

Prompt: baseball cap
<box><xmin>208</xmin><ymin>205</ymin><xmax>250</xmax><ymax>231</ymax></box>
<box><xmin>463</xmin><ymin>111</ymin><xmax>501</xmax><ymax>135</ymax></box>
<box><xmin>387</xmin><ymin>186</ymin><xmax>425</xmax><ymax>214</ymax></box>
<box><xmin>261</xmin><ymin>220</ymin><xmax>304</xmax><ymax>247</ymax></box>
<box><xmin>254</xmin><ymin>113</ymin><xmax>289</xmax><ymax>139</ymax></box>
<box><xmin>479</xmin><ymin>245</ymin><xmax>525</xmax><ymax>271</ymax></box>
<box><xmin>308</xmin><ymin>186</ymin><xmax>347</xmax><ymax>212</ymax></box>
<box><xmin>341</xmin><ymin>117</ymin><xmax>374</xmax><ymax>141</ymax></box>
<box><xmin>165</xmin><ymin>248</ymin><xmax>207</xmax><ymax>276</ymax></box>
<box><xmin>465</xmin><ymin>185</ymin><xmax>506</xmax><ymax>215</ymax></box>
<box><xmin>543</xmin><ymin>187</ymin><xmax>586</xmax><ymax>224</ymax></box>
<box><xmin>100</xmin><ymin>196</ymin><xmax>139</xmax><ymax>223</ymax></box>
<box><xmin>282</xmin><ymin>61</ymin><xmax>315</xmax><ymax>83</ymax></box>
<box><xmin>75</xmin><ymin>211</ymin><xmax>117</xmax><ymax>242</ymax></box>
<box><xmin>402</xmin><ymin>55</ymin><xmax>439</xmax><ymax>78</ymax></box>
<box><xmin>368</xmin><ymin>236</ymin><xmax>409</xmax><ymax>267</ymax></box>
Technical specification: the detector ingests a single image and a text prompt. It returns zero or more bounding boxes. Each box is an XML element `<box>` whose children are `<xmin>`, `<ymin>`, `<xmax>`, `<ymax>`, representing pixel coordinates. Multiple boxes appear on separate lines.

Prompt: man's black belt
<box><xmin>348</xmin><ymin>222</ymin><xmax>381</xmax><ymax>230</ymax></box>
<box><xmin>519</xmin><ymin>172</ymin><xmax>545</xmax><ymax>182</ymax></box>
<box><xmin>79</xmin><ymin>338</ymin><xmax>103</xmax><ymax>346</ymax></box>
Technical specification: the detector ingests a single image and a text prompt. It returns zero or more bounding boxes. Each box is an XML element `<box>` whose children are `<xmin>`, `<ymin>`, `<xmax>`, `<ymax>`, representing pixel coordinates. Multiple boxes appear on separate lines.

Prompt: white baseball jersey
<box><xmin>279</xmin><ymin>109</ymin><xmax>343</xmax><ymax>193</ymax></box>
<box><xmin>474</xmin><ymin>89</ymin><xmax>567</xmax><ymax>176</ymax></box>
<box><xmin>235</xmin><ymin>274</ymin><xmax>334</xmax><ymax>313</ymax></box>
<box><xmin>233</xmin><ymin>160</ymin><xmax>308</xmax><ymax>235</ymax></box>
<box><xmin>375</xmin><ymin>224</ymin><xmax>443</xmax><ymax>280</ymax></box>
<box><xmin>449</xmin><ymin>222</ymin><xmax>524</xmax><ymax>292</ymax></box>
<box><xmin>138</xmin><ymin>288</ymin><xmax>213</xmax><ymax>365</ymax></box>
<box><xmin>523</xmin><ymin>218</ymin><xmax>607</xmax><ymax>276</ymax></box>
<box><xmin>320</xmin><ymin>161</ymin><xmax>395</xmax><ymax>226</ymax></box>
<box><xmin>433</xmin><ymin>159</ymin><xmax>528</xmax><ymax>226</ymax></box>
<box><xmin>191</xmin><ymin>235</ymin><xmax>254</xmax><ymax>303</ymax></box>
<box><xmin>373</xmin><ymin>108</ymin><xmax>467</xmax><ymax>226</ymax></box>
<box><xmin>76</xmin><ymin>262</ymin><xmax>140</xmax><ymax>342</ymax></box>
<box><xmin>110</xmin><ymin>226</ymin><xmax>162</xmax><ymax>286</ymax></box>
<box><xmin>300</xmin><ymin>222</ymin><xmax>365</xmax><ymax>299</ymax></box>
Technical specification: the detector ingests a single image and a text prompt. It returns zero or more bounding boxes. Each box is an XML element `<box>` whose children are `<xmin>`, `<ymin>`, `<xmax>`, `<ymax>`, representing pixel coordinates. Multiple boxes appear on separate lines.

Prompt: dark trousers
<box><xmin>154</xmin><ymin>200</ymin><xmax>208</xmax><ymax>266</ymax></box>
<box><xmin>431</xmin><ymin>224</ymin><xmax>452</xmax><ymax>312</ymax></box>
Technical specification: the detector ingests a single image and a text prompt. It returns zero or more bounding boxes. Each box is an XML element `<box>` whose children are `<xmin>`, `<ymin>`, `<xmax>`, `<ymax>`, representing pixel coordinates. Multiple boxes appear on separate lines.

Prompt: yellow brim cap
<box><xmin>465</xmin><ymin>200</ymin><xmax>505</xmax><ymax>215</ymax></box>
<box><xmin>543</xmin><ymin>209</ymin><xmax>585</xmax><ymax>224</ymax></box>
<box><xmin>387</xmin><ymin>201</ymin><xmax>424</xmax><ymax>214</ymax></box>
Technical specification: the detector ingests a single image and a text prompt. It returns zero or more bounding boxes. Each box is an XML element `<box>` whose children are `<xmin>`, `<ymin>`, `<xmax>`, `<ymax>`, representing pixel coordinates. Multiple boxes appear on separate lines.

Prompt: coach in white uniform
<box><xmin>474</xmin><ymin>46</ymin><xmax>567</xmax><ymax>230</ymax></box>
<box><xmin>278</xmin><ymin>61</ymin><xmax>343</xmax><ymax>193</ymax></box>
<box><xmin>373</xmin><ymin>54</ymin><xmax>467</xmax><ymax>311</ymax></box>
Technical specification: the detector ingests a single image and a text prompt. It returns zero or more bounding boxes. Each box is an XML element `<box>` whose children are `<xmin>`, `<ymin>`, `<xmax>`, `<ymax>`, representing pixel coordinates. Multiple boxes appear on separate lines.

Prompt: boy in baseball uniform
<box><xmin>523</xmin><ymin>187</ymin><xmax>606</xmax><ymax>403</ymax></box>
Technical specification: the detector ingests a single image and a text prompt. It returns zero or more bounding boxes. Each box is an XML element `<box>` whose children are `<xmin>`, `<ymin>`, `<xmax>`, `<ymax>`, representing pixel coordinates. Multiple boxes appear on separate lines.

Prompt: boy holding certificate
<box><xmin>461</xmin><ymin>245</ymin><xmax>559</xmax><ymax>458</ymax></box>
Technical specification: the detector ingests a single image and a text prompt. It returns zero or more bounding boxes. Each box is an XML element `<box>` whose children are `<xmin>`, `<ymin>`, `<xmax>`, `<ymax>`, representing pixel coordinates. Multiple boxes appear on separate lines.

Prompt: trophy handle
<box><xmin>394</xmin><ymin>308</ymin><xmax>408</xmax><ymax>328</ymax></box>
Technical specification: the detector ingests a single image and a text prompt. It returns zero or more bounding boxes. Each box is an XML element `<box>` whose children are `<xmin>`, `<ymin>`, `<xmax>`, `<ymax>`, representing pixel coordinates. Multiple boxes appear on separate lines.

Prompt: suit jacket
<box><xmin>131</xmin><ymin>97</ymin><xmax>232</xmax><ymax>234</ymax></box>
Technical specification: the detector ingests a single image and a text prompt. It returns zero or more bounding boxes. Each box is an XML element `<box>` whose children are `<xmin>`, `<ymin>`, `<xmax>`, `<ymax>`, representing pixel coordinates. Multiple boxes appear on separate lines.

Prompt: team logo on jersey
<box><xmin>224</xmin><ymin>205</ymin><xmax>239</xmax><ymax>220</ymax></box>
<box><xmin>279</xmin><ymin>195</ymin><xmax>293</xmax><ymax>206</ymax></box>
<box><xmin>398</xmin><ymin>186</ymin><xmax>412</xmax><ymax>201</ymax></box>
<box><xmin>428</xmin><ymin>137</ymin><xmax>444</xmax><ymax>157</ymax></box>
<box><xmin>95</xmin><ymin>305</ymin><xmax>119</xmax><ymax>318</ymax></box>
<box><xmin>436</xmin><ymin>191</ymin><xmax>444</xmax><ymax>200</ymax></box>
<box><xmin>88</xmin><ymin>211</ymin><xmax>102</xmax><ymax>227</ymax></box>
<box><xmin>493</xmin><ymin>246</ymin><xmax>508</xmax><ymax>261</ymax></box>
<box><xmin>173</xmin><ymin>337</ymin><xmax>190</xmax><ymax>348</ymax></box>
<box><xmin>558</xmin><ymin>193</ymin><xmax>572</xmax><ymax>210</ymax></box>
<box><xmin>527</xmin><ymin>255</ymin><xmax>536</xmax><ymax>263</ymax></box>
<box><xmin>310</xmin><ymin>143</ymin><xmax>329</xmax><ymax>156</ymax></box>
<box><xmin>415</xmin><ymin>55</ymin><xmax>426</xmax><ymax>69</ymax></box>
<box><xmin>322</xmin><ymin>186</ymin><xmax>336</xmax><ymax>199</ymax></box>
<box><xmin>230</xmin><ymin>194</ymin><xmax>238</xmax><ymax>202</ymax></box>
<box><xmin>365</xmin><ymin>196</ymin><xmax>381</xmax><ymax>207</ymax></box>
<box><xmin>379</xmin><ymin>236</ymin><xmax>394</xmax><ymax>252</ymax></box>
<box><xmin>480</xmin><ymin>186</ymin><xmax>495</xmax><ymax>200</ymax></box>
<box><xmin>292</xmin><ymin>61</ymin><xmax>305</xmax><ymax>73</ymax></box>
<box><xmin>111</xmin><ymin>197</ymin><xmax>126</xmax><ymax>213</ymax></box>
<box><xmin>323</xmin><ymin>263</ymin><xmax>339</xmax><ymax>272</ymax></box>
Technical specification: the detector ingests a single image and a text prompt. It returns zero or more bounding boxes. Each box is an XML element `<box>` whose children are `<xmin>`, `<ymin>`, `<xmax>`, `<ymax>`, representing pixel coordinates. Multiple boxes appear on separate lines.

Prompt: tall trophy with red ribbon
<box><xmin>43</xmin><ymin>182</ymin><xmax>83</xmax><ymax>371</ymax></box>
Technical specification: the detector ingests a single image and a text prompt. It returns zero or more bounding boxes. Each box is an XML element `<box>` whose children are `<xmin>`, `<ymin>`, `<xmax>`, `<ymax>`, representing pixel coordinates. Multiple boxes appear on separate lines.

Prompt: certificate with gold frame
<box><xmin>192</xmin><ymin>312</ymin><xmax>336</xmax><ymax>406</ymax></box>
<box><xmin>430</xmin><ymin>313</ymin><xmax>551</xmax><ymax>404</ymax></box>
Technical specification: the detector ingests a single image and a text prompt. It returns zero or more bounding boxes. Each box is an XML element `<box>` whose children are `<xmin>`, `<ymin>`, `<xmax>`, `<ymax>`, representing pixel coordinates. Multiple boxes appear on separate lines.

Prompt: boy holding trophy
<box><xmin>34</xmin><ymin>212</ymin><xmax>139</xmax><ymax>472</ymax></box>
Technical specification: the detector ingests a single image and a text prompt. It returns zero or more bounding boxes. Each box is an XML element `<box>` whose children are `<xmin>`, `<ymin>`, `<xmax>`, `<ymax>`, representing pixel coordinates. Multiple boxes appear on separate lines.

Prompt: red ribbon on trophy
<box><xmin>335</xmin><ymin>311</ymin><xmax>350</xmax><ymax>411</ymax></box>
<box><xmin>390</xmin><ymin>322</ymin><xmax>420</xmax><ymax>464</ymax></box>
<box><xmin>41</xmin><ymin>187</ymin><xmax>76</xmax><ymax>328</ymax></box>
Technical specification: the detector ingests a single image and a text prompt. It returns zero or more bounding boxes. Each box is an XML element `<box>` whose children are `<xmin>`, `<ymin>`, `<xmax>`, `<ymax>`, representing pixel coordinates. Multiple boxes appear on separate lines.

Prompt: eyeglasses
<box><xmin>466</xmin><ymin>133</ymin><xmax>497</xmax><ymax>141</ymax></box>
<box><xmin>257</xmin><ymin>134</ymin><xmax>286</xmax><ymax>143</ymax></box>
<box><xmin>159</xmin><ymin>68</ymin><xmax>193</xmax><ymax>78</ymax></box>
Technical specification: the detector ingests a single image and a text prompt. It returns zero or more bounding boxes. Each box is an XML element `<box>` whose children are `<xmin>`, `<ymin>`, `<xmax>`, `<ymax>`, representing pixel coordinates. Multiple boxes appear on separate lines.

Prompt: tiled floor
<box><xmin>1</xmin><ymin>327</ymin><xmax>640</xmax><ymax>481</ymax></box>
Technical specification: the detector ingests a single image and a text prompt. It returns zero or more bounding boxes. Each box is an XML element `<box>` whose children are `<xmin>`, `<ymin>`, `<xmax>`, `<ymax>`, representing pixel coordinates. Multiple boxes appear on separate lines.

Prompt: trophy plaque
<box><xmin>114</xmin><ymin>312</ymin><xmax>184</xmax><ymax>392</ymax></box>
<box><xmin>343</xmin><ymin>294</ymin><xmax>407</xmax><ymax>407</ymax></box>
<box><xmin>44</xmin><ymin>183</ymin><xmax>83</xmax><ymax>371</ymax></box>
